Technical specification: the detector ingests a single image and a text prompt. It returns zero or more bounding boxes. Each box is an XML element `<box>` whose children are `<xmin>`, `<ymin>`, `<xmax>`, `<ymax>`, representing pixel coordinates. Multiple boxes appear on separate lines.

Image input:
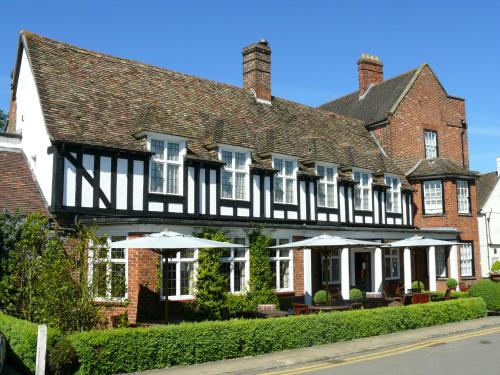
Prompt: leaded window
<box><xmin>424</xmin><ymin>130</ymin><xmax>438</xmax><ymax>159</ymax></box>
<box><xmin>385</xmin><ymin>176</ymin><xmax>401</xmax><ymax>213</ymax></box>
<box><xmin>220</xmin><ymin>149</ymin><xmax>250</xmax><ymax>200</ymax></box>
<box><xmin>321</xmin><ymin>249</ymin><xmax>341</xmax><ymax>284</ymax></box>
<box><xmin>273</xmin><ymin>157</ymin><xmax>296</xmax><ymax>204</ymax></box>
<box><xmin>384</xmin><ymin>249</ymin><xmax>400</xmax><ymax>280</ymax></box>
<box><xmin>317</xmin><ymin>164</ymin><xmax>337</xmax><ymax>208</ymax></box>
<box><xmin>435</xmin><ymin>247</ymin><xmax>447</xmax><ymax>278</ymax></box>
<box><xmin>353</xmin><ymin>170</ymin><xmax>371</xmax><ymax>211</ymax></box>
<box><xmin>149</xmin><ymin>137</ymin><xmax>183</xmax><ymax>194</ymax></box>
<box><xmin>423</xmin><ymin>180</ymin><xmax>443</xmax><ymax>214</ymax></box>
<box><xmin>460</xmin><ymin>243</ymin><xmax>474</xmax><ymax>277</ymax></box>
<box><xmin>269</xmin><ymin>238</ymin><xmax>293</xmax><ymax>290</ymax></box>
<box><xmin>164</xmin><ymin>249</ymin><xmax>196</xmax><ymax>299</ymax></box>
<box><xmin>220</xmin><ymin>238</ymin><xmax>248</xmax><ymax>293</ymax></box>
<box><xmin>457</xmin><ymin>180</ymin><xmax>470</xmax><ymax>214</ymax></box>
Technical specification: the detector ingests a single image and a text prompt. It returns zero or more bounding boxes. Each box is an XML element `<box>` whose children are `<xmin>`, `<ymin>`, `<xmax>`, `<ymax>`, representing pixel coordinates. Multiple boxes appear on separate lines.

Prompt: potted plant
<box><xmin>446</xmin><ymin>278</ymin><xmax>458</xmax><ymax>290</ymax></box>
<box><xmin>411</xmin><ymin>280</ymin><xmax>425</xmax><ymax>292</ymax></box>
<box><xmin>313</xmin><ymin>290</ymin><xmax>328</xmax><ymax>305</ymax></box>
<box><xmin>349</xmin><ymin>288</ymin><xmax>363</xmax><ymax>300</ymax></box>
<box><xmin>490</xmin><ymin>261</ymin><xmax>500</xmax><ymax>282</ymax></box>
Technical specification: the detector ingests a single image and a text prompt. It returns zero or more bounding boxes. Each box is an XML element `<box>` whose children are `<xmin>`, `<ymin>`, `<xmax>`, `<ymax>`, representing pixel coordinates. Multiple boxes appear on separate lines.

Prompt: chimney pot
<box><xmin>242</xmin><ymin>39</ymin><xmax>272</xmax><ymax>102</ymax></box>
<box><xmin>358</xmin><ymin>53</ymin><xmax>384</xmax><ymax>97</ymax></box>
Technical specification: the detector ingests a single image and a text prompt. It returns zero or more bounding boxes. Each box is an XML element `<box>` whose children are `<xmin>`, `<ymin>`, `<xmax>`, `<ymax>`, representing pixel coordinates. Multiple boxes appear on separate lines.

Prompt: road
<box><xmin>262</xmin><ymin>327</ymin><xmax>500</xmax><ymax>375</ymax></box>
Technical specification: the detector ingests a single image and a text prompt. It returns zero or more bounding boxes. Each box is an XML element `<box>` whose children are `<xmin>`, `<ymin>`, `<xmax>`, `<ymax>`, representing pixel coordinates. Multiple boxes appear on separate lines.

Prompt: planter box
<box><xmin>489</xmin><ymin>273</ymin><xmax>500</xmax><ymax>282</ymax></box>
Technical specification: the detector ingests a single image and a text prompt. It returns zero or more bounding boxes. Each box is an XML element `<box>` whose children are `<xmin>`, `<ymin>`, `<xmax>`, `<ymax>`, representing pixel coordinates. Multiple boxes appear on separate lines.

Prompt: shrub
<box><xmin>225</xmin><ymin>294</ymin><xmax>257</xmax><ymax>317</ymax></box>
<box><xmin>0</xmin><ymin>313</ymin><xmax>61</xmax><ymax>374</ymax></box>
<box><xmin>412</xmin><ymin>280</ymin><xmax>425</xmax><ymax>291</ymax></box>
<box><xmin>69</xmin><ymin>298</ymin><xmax>486</xmax><ymax>374</ymax></box>
<box><xmin>468</xmin><ymin>280</ymin><xmax>500</xmax><ymax>311</ymax></box>
<box><xmin>313</xmin><ymin>290</ymin><xmax>327</xmax><ymax>305</ymax></box>
<box><xmin>491</xmin><ymin>261</ymin><xmax>500</xmax><ymax>273</ymax></box>
<box><xmin>434</xmin><ymin>290</ymin><xmax>469</xmax><ymax>301</ymax></box>
<box><xmin>446</xmin><ymin>278</ymin><xmax>458</xmax><ymax>289</ymax></box>
<box><xmin>349</xmin><ymin>288</ymin><xmax>363</xmax><ymax>300</ymax></box>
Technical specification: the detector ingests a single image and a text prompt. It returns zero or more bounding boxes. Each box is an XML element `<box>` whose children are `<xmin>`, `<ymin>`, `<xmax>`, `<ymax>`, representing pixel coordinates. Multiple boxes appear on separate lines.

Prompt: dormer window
<box><xmin>353</xmin><ymin>170</ymin><xmax>372</xmax><ymax>211</ymax></box>
<box><xmin>219</xmin><ymin>146</ymin><xmax>251</xmax><ymax>201</ymax></box>
<box><xmin>385</xmin><ymin>175</ymin><xmax>401</xmax><ymax>213</ymax></box>
<box><xmin>424</xmin><ymin>130</ymin><xmax>438</xmax><ymax>159</ymax></box>
<box><xmin>148</xmin><ymin>135</ymin><xmax>186</xmax><ymax>195</ymax></box>
<box><xmin>316</xmin><ymin>163</ymin><xmax>337</xmax><ymax>208</ymax></box>
<box><xmin>273</xmin><ymin>156</ymin><xmax>297</xmax><ymax>204</ymax></box>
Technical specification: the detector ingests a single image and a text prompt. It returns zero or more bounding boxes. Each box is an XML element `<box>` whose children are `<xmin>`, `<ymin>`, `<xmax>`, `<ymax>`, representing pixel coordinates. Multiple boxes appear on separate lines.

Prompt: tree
<box><xmin>0</xmin><ymin>109</ymin><xmax>8</xmax><ymax>132</ymax></box>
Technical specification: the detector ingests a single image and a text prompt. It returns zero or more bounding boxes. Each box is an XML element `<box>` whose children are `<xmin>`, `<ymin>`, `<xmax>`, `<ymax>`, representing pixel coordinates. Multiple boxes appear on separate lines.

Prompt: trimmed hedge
<box><xmin>468</xmin><ymin>280</ymin><xmax>500</xmax><ymax>311</ymax></box>
<box><xmin>433</xmin><ymin>290</ymin><xmax>469</xmax><ymax>300</ymax></box>
<box><xmin>70</xmin><ymin>298</ymin><xmax>486</xmax><ymax>374</ymax></box>
<box><xmin>0</xmin><ymin>313</ymin><xmax>61</xmax><ymax>374</ymax></box>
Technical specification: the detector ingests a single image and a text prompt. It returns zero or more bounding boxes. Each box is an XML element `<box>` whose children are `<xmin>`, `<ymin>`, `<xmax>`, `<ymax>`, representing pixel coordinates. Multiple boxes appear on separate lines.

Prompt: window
<box><xmin>273</xmin><ymin>157</ymin><xmax>297</xmax><ymax>204</ymax></box>
<box><xmin>269</xmin><ymin>238</ymin><xmax>293</xmax><ymax>291</ymax></box>
<box><xmin>92</xmin><ymin>235</ymin><xmax>128</xmax><ymax>300</ymax></box>
<box><xmin>460</xmin><ymin>243</ymin><xmax>474</xmax><ymax>277</ymax></box>
<box><xmin>353</xmin><ymin>170</ymin><xmax>372</xmax><ymax>211</ymax></box>
<box><xmin>316</xmin><ymin>164</ymin><xmax>337</xmax><ymax>208</ymax></box>
<box><xmin>384</xmin><ymin>249</ymin><xmax>400</xmax><ymax>280</ymax></box>
<box><xmin>164</xmin><ymin>249</ymin><xmax>196</xmax><ymax>299</ymax></box>
<box><xmin>424</xmin><ymin>130</ymin><xmax>438</xmax><ymax>159</ymax></box>
<box><xmin>435</xmin><ymin>247</ymin><xmax>447</xmax><ymax>278</ymax></box>
<box><xmin>423</xmin><ymin>180</ymin><xmax>443</xmax><ymax>214</ymax></box>
<box><xmin>457</xmin><ymin>180</ymin><xmax>470</xmax><ymax>214</ymax></box>
<box><xmin>321</xmin><ymin>249</ymin><xmax>341</xmax><ymax>284</ymax></box>
<box><xmin>149</xmin><ymin>137</ymin><xmax>184</xmax><ymax>195</ymax></box>
<box><xmin>220</xmin><ymin>238</ymin><xmax>248</xmax><ymax>293</ymax></box>
<box><xmin>385</xmin><ymin>176</ymin><xmax>401</xmax><ymax>213</ymax></box>
<box><xmin>220</xmin><ymin>148</ymin><xmax>250</xmax><ymax>200</ymax></box>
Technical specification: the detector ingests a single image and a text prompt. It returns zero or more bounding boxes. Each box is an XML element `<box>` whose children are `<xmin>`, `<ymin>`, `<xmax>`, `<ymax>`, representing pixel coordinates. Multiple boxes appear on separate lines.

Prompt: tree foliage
<box><xmin>0</xmin><ymin>109</ymin><xmax>7</xmax><ymax>131</ymax></box>
<box><xmin>248</xmin><ymin>228</ymin><xmax>278</xmax><ymax>306</ymax></box>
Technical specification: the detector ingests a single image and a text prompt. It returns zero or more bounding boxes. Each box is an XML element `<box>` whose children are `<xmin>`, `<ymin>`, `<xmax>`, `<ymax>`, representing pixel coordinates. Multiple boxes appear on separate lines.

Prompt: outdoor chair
<box><xmin>292</xmin><ymin>303</ymin><xmax>311</xmax><ymax>315</ymax></box>
<box><xmin>383</xmin><ymin>281</ymin><xmax>404</xmax><ymax>304</ymax></box>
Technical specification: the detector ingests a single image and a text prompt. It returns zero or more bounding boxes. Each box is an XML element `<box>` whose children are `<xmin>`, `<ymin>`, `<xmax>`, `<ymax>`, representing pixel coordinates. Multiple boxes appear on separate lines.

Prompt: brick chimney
<box><xmin>243</xmin><ymin>39</ymin><xmax>271</xmax><ymax>102</ymax></box>
<box><xmin>358</xmin><ymin>53</ymin><xmax>383</xmax><ymax>97</ymax></box>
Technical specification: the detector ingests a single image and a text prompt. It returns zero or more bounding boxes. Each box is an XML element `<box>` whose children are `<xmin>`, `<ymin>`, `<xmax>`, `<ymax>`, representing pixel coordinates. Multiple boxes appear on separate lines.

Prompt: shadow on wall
<box><xmin>137</xmin><ymin>284</ymin><xmax>164</xmax><ymax>322</ymax></box>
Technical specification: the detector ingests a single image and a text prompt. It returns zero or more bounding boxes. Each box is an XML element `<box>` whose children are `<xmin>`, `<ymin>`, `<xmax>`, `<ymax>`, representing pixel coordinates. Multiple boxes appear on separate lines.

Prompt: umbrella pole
<box><xmin>322</xmin><ymin>247</ymin><xmax>330</xmax><ymax>304</ymax></box>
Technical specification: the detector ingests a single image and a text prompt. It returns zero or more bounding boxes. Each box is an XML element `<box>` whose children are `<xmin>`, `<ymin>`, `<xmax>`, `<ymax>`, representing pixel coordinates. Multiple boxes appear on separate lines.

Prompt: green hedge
<box><xmin>0</xmin><ymin>313</ymin><xmax>61</xmax><ymax>374</ymax></box>
<box><xmin>433</xmin><ymin>290</ymin><xmax>470</xmax><ymax>300</ymax></box>
<box><xmin>468</xmin><ymin>280</ymin><xmax>500</xmax><ymax>311</ymax></box>
<box><xmin>70</xmin><ymin>298</ymin><xmax>486</xmax><ymax>374</ymax></box>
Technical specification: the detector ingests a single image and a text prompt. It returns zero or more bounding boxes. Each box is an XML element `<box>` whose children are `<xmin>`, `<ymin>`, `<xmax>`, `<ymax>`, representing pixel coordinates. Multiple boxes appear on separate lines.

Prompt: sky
<box><xmin>1</xmin><ymin>0</ymin><xmax>499</xmax><ymax>172</ymax></box>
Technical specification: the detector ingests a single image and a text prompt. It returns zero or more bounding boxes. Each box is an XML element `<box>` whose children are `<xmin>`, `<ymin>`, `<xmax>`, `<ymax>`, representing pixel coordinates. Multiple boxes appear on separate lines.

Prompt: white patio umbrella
<box><xmin>110</xmin><ymin>230</ymin><xmax>246</xmax><ymax>323</ymax></box>
<box><xmin>384</xmin><ymin>235</ymin><xmax>460</xmax><ymax>248</ymax></box>
<box><xmin>270</xmin><ymin>234</ymin><xmax>382</xmax><ymax>302</ymax></box>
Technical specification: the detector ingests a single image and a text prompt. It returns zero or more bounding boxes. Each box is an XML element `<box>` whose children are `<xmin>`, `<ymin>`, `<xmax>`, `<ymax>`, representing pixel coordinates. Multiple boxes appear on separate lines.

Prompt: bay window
<box><xmin>435</xmin><ymin>247</ymin><xmax>447</xmax><ymax>278</ymax></box>
<box><xmin>353</xmin><ymin>170</ymin><xmax>372</xmax><ymax>211</ymax></box>
<box><xmin>220</xmin><ymin>148</ymin><xmax>250</xmax><ymax>200</ymax></box>
<box><xmin>384</xmin><ymin>249</ymin><xmax>400</xmax><ymax>280</ymax></box>
<box><xmin>460</xmin><ymin>243</ymin><xmax>474</xmax><ymax>277</ymax></box>
<box><xmin>424</xmin><ymin>130</ymin><xmax>438</xmax><ymax>159</ymax></box>
<box><xmin>149</xmin><ymin>136</ymin><xmax>185</xmax><ymax>195</ymax></box>
<box><xmin>457</xmin><ymin>180</ymin><xmax>470</xmax><ymax>214</ymax></box>
<box><xmin>92</xmin><ymin>235</ymin><xmax>128</xmax><ymax>300</ymax></box>
<box><xmin>164</xmin><ymin>249</ymin><xmax>196</xmax><ymax>299</ymax></box>
<box><xmin>220</xmin><ymin>238</ymin><xmax>249</xmax><ymax>293</ymax></box>
<box><xmin>423</xmin><ymin>180</ymin><xmax>443</xmax><ymax>214</ymax></box>
<box><xmin>321</xmin><ymin>249</ymin><xmax>341</xmax><ymax>284</ymax></box>
<box><xmin>273</xmin><ymin>157</ymin><xmax>297</xmax><ymax>204</ymax></box>
<box><xmin>269</xmin><ymin>238</ymin><xmax>293</xmax><ymax>291</ymax></box>
<box><xmin>316</xmin><ymin>164</ymin><xmax>337</xmax><ymax>208</ymax></box>
<box><xmin>385</xmin><ymin>176</ymin><xmax>401</xmax><ymax>213</ymax></box>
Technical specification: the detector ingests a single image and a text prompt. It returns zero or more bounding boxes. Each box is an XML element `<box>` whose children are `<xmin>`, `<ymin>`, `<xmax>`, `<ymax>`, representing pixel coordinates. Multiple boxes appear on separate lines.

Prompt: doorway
<box><xmin>411</xmin><ymin>250</ymin><xmax>429</xmax><ymax>290</ymax></box>
<box><xmin>354</xmin><ymin>252</ymin><xmax>372</xmax><ymax>292</ymax></box>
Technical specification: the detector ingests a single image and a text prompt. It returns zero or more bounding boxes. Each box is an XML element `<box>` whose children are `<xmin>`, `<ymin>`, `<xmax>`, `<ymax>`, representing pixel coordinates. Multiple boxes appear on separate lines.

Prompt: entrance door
<box><xmin>411</xmin><ymin>250</ymin><xmax>429</xmax><ymax>290</ymax></box>
<box><xmin>354</xmin><ymin>252</ymin><xmax>372</xmax><ymax>292</ymax></box>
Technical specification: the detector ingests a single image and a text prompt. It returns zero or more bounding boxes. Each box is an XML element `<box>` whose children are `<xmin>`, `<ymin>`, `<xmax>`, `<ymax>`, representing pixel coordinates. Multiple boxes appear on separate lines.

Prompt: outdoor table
<box><xmin>309</xmin><ymin>305</ymin><xmax>352</xmax><ymax>313</ymax></box>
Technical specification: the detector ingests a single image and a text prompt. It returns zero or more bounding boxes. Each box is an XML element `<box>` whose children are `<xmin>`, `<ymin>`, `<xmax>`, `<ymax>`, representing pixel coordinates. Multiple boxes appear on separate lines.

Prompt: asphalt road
<box><xmin>262</xmin><ymin>328</ymin><xmax>500</xmax><ymax>375</ymax></box>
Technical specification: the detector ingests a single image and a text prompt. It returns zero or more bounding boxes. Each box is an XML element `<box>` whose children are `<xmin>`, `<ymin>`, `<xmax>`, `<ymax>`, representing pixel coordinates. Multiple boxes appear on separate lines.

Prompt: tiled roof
<box><xmin>0</xmin><ymin>149</ymin><xmax>47</xmax><ymax>215</ymax></box>
<box><xmin>407</xmin><ymin>158</ymin><xmax>479</xmax><ymax>179</ymax></box>
<box><xmin>21</xmin><ymin>31</ymin><xmax>402</xmax><ymax>175</ymax></box>
<box><xmin>477</xmin><ymin>172</ymin><xmax>498</xmax><ymax>211</ymax></box>
<box><xmin>318</xmin><ymin>68</ymin><xmax>419</xmax><ymax>126</ymax></box>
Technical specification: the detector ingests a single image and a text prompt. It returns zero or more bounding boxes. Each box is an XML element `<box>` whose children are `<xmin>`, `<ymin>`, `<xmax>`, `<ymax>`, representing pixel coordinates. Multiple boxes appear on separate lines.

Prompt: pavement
<box><xmin>136</xmin><ymin>316</ymin><xmax>500</xmax><ymax>375</ymax></box>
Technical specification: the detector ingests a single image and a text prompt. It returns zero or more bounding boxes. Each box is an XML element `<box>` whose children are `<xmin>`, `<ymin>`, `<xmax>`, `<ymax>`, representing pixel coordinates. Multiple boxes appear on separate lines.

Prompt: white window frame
<box><xmin>424</xmin><ymin>130</ymin><xmax>438</xmax><ymax>159</ymax></box>
<box><xmin>220</xmin><ymin>238</ymin><xmax>249</xmax><ymax>294</ymax></box>
<box><xmin>147</xmin><ymin>134</ymin><xmax>187</xmax><ymax>196</ymax></box>
<box><xmin>384</xmin><ymin>248</ymin><xmax>400</xmax><ymax>280</ymax></box>
<box><xmin>321</xmin><ymin>249</ymin><xmax>341</xmax><ymax>284</ymax></box>
<box><xmin>435</xmin><ymin>246</ymin><xmax>447</xmax><ymax>278</ymax></box>
<box><xmin>269</xmin><ymin>238</ymin><xmax>294</xmax><ymax>292</ymax></box>
<box><xmin>423</xmin><ymin>180</ymin><xmax>443</xmax><ymax>214</ymax></box>
<box><xmin>218</xmin><ymin>145</ymin><xmax>251</xmax><ymax>201</ymax></box>
<box><xmin>316</xmin><ymin>163</ymin><xmax>338</xmax><ymax>208</ymax></box>
<box><xmin>163</xmin><ymin>249</ymin><xmax>198</xmax><ymax>300</ymax></box>
<box><xmin>457</xmin><ymin>180</ymin><xmax>470</xmax><ymax>214</ymax></box>
<box><xmin>90</xmin><ymin>235</ymin><xmax>128</xmax><ymax>302</ymax></box>
<box><xmin>385</xmin><ymin>175</ymin><xmax>401</xmax><ymax>213</ymax></box>
<box><xmin>273</xmin><ymin>156</ymin><xmax>298</xmax><ymax>205</ymax></box>
<box><xmin>353</xmin><ymin>169</ymin><xmax>372</xmax><ymax>211</ymax></box>
<box><xmin>460</xmin><ymin>243</ymin><xmax>474</xmax><ymax>277</ymax></box>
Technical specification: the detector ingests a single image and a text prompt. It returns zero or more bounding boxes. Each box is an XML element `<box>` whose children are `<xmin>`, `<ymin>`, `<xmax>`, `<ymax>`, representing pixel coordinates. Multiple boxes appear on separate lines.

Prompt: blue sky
<box><xmin>1</xmin><ymin>1</ymin><xmax>499</xmax><ymax>172</ymax></box>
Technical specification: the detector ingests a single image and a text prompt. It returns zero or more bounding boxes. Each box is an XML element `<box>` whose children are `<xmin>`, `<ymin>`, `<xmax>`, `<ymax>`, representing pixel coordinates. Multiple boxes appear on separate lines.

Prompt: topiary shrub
<box><xmin>313</xmin><ymin>290</ymin><xmax>327</xmax><ymax>305</ymax></box>
<box><xmin>411</xmin><ymin>280</ymin><xmax>425</xmax><ymax>291</ymax></box>
<box><xmin>446</xmin><ymin>278</ymin><xmax>458</xmax><ymax>289</ymax></box>
<box><xmin>225</xmin><ymin>293</ymin><xmax>257</xmax><ymax>317</ymax></box>
<box><xmin>468</xmin><ymin>279</ymin><xmax>500</xmax><ymax>311</ymax></box>
<box><xmin>349</xmin><ymin>288</ymin><xmax>363</xmax><ymax>300</ymax></box>
<box><xmin>491</xmin><ymin>261</ymin><xmax>500</xmax><ymax>273</ymax></box>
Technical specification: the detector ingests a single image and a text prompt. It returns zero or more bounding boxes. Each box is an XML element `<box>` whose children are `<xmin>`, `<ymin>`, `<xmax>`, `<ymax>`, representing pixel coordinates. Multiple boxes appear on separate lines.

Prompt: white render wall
<box><xmin>478</xmin><ymin>175</ymin><xmax>500</xmax><ymax>276</ymax></box>
<box><xmin>16</xmin><ymin>49</ymin><xmax>53</xmax><ymax>206</ymax></box>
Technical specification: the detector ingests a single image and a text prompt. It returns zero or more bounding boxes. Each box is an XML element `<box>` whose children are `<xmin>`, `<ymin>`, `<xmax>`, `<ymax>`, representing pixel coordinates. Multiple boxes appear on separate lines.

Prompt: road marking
<box><xmin>262</xmin><ymin>326</ymin><xmax>500</xmax><ymax>375</ymax></box>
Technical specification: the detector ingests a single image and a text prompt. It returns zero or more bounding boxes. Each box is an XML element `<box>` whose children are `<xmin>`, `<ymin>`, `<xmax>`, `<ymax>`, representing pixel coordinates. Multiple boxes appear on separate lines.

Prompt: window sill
<box><xmin>460</xmin><ymin>276</ymin><xmax>476</xmax><ymax>280</ymax></box>
<box><xmin>458</xmin><ymin>213</ymin><xmax>473</xmax><ymax>217</ymax></box>
<box><xmin>422</xmin><ymin>214</ymin><xmax>446</xmax><ymax>218</ymax></box>
<box><xmin>149</xmin><ymin>192</ymin><xmax>184</xmax><ymax>197</ymax></box>
<box><xmin>94</xmin><ymin>299</ymin><xmax>128</xmax><ymax>306</ymax></box>
<box><xmin>275</xmin><ymin>290</ymin><xmax>295</xmax><ymax>296</ymax></box>
<box><xmin>354</xmin><ymin>209</ymin><xmax>373</xmax><ymax>213</ymax></box>
<box><xmin>437</xmin><ymin>277</ymin><xmax>448</xmax><ymax>281</ymax></box>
